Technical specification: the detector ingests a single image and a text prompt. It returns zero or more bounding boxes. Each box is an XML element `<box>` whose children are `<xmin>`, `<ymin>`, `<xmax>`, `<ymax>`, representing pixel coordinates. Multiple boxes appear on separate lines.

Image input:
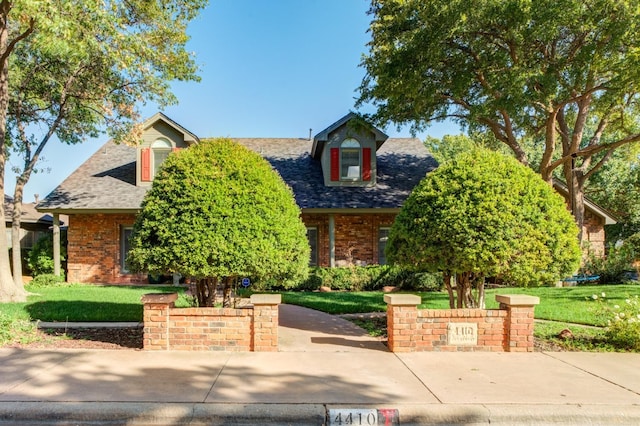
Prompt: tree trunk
<box><xmin>0</xmin><ymin>15</ymin><xmax>23</xmax><ymax>302</ymax></box>
<box><xmin>444</xmin><ymin>272</ymin><xmax>455</xmax><ymax>309</ymax></box>
<box><xmin>11</xmin><ymin>183</ymin><xmax>24</xmax><ymax>286</ymax></box>
<box><xmin>196</xmin><ymin>277</ymin><xmax>218</xmax><ymax>307</ymax></box>
<box><xmin>455</xmin><ymin>273</ymin><xmax>464</xmax><ymax>308</ymax></box>
<box><xmin>222</xmin><ymin>276</ymin><xmax>233</xmax><ymax>308</ymax></box>
<box><xmin>564</xmin><ymin>160</ymin><xmax>586</xmax><ymax>244</ymax></box>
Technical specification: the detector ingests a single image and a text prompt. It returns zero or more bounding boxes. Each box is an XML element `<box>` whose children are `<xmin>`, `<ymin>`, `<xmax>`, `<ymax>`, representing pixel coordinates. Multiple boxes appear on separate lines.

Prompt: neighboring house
<box><xmin>37</xmin><ymin>112</ymin><xmax>613</xmax><ymax>284</ymax></box>
<box><xmin>4</xmin><ymin>195</ymin><xmax>66</xmax><ymax>251</ymax></box>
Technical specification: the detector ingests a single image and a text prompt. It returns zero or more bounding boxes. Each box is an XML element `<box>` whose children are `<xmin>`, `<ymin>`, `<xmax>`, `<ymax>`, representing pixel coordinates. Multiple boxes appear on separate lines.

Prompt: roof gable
<box><xmin>311</xmin><ymin>112</ymin><xmax>389</xmax><ymax>159</ymax></box>
<box><xmin>143</xmin><ymin>112</ymin><xmax>199</xmax><ymax>144</ymax></box>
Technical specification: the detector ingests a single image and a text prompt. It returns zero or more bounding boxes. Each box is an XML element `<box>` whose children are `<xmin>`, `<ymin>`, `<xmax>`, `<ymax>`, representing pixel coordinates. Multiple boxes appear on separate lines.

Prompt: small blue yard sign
<box><xmin>241</xmin><ymin>277</ymin><xmax>250</xmax><ymax>288</ymax></box>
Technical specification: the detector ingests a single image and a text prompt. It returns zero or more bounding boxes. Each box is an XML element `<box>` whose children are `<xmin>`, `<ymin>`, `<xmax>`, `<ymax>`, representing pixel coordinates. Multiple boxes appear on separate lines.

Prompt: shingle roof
<box><xmin>37</xmin><ymin>137</ymin><xmax>437</xmax><ymax>212</ymax></box>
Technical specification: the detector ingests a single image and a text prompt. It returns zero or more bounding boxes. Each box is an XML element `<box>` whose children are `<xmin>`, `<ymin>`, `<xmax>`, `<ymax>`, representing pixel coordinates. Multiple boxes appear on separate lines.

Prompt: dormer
<box><xmin>136</xmin><ymin>112</ymin><xmax>199</xmax><ymax>186</ymax></box>
<box><xmin>311</xmin><ymin>113</ymin><xmax>388</xmax><ymax>187</ymax></box>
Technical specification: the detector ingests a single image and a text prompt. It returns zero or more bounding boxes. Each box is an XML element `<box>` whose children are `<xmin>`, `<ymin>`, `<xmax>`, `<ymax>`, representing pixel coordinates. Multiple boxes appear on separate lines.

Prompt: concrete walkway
<box><xmin>1</xmin><ymin>304</ymin><xmax>639</xmax><ymax>425</ymax></box>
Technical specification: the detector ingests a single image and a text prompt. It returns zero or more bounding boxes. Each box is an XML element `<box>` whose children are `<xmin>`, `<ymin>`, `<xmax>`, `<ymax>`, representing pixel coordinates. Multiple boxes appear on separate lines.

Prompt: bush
<box><xmin>29</xmin><ymin>273</ymin><xmax>66</xmax><ymax>287</ymax></box>
<box><xmin>27</xmin><ymin>231</ymin><xmax>67</xmax><ymax>277</ymax></box>
<box><xmin>387</xmin><ymin>148</ymin><xmax>581</xmax><ymax>308</ymax></box>
<box><xmin>597</xmin><ymin>294</ymin><xmax>640</xmax><ymax>351</ymax></box>
<box><xmin>127</xmin><ymin>139</ymin><xmax>309</xmax><ymax>307</ymax></box>
<box><xmin>582</xmin><ymin>238</ymin><xmax>638</xmax><ymax>284</ymax></box>
<box><xmin>283</xmin><ymin>266</ymin><xmax>443</xmax><ymax>292</ymax></box>
<box><xmin>368</xmin><ymin>267</ymin><xmax>442</xmax><ymax>291</ymax></box>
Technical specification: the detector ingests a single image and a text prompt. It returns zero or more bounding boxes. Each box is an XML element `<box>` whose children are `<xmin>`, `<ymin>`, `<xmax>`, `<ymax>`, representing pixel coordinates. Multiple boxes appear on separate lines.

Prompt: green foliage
<box><xmin>29</xmin><ymin>274</ymin><xmax>66</xmax><ymax>288</ymax></box>
<box><xmin>358</xmin><ymin>0</ymin><xmax>640</xmax><ymax>237</ymax></box>
<box><xmin>27</xmin><ymin>232</ymin><xmax>67</xmax><ymax>277</ymax></box>
<box><xmin>281</xmin><ymin>266</ymin><xmax>442</xmax><ymax>292</ymax></box>
<box><xmin>387</xmin><ymin>149</ymin><xmax>581</xmax><ymax>297</ymax></box>
<box><xmin>590</xmin><ymin>293</ymin><xmax>640</xmax><ymax>351</ymax></box>
<box><xmin>127</xmin><ymin>138</ymin><xmax>309</xmax><ymax>290</ymax></box>
<box><xmin>604</xmin><ymin>295</ymin><xmax>640</xmax><ymax>351</ymax></box>
<box><xmin>581</xmin><ymin>235</ymin><xmax>640</xmax><ymax>284</ymax></box>
<box><xmin>0</xmin><ymin>312</ymin><xmax>38</xmax><ymax>346</ymax></box>
<box><xmin>586</xmin><ymin>148</ymin><xmax>640</xmax><ymax>243</ymax></box>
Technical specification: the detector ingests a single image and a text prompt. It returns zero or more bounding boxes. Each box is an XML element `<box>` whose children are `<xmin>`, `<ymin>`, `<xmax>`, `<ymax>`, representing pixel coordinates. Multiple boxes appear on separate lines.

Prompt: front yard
<box><xmin>0</xmin><ymin>283</ymin><xmax>638</xmax><ymax>351</ymax></box>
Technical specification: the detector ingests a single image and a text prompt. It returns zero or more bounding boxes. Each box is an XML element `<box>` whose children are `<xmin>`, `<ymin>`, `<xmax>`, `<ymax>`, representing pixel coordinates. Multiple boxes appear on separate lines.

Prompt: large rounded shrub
<box><xmin>387</xmin><ymin>148</ymin><xmax>581</xmax><ymax>308</ymax></box>
<box><xmin>127</xmin><ymin>138</ymin><xmax>310</xmax><ymax>306</ymax></box>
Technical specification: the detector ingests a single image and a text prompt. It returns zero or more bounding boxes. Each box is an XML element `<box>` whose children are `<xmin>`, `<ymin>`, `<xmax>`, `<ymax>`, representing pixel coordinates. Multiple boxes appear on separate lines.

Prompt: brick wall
<box><xmin>302</xmin><ymin>212</ymin><xmax>396</xmax><ymax>267</ymax></box>
<box><xmin>67</xmin><ymin>213</ymin><xmax>147</xmax><ymax>284</ymax></box>
<box><xmin>385</xmin><ymin>294</ymin><xmax>539</xmax><ymax>353</ymax></box>
<box><xmin>583</xmin><ymin>210</ymin><xmax>605</xmax><ymax>255</ymax></box>
<box><xmin>141</xmin><ymin>294</ymin><xmax>280</xmax><ymax>352</ymax></box>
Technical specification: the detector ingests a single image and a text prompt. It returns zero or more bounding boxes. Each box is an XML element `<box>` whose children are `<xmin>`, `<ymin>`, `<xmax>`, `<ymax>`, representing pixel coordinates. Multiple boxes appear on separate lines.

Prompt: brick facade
<box><xmin>66</xmin><ymin>213</ymin><xmax>147</xmax><ymax>284</ymax></box>
<box><xmin>66</xmin><ymin>209</ymin><xmax>604</xmax><ymax>284</ymax></box>
<box><xmin>385</xmin><ymin>294</ymin><xmax>539</xmax><ymax>353</ymax></box>
<box><xmin>583</xmin><ymin>210</ymin><xmax>606</xmax><ymax>255</ymax></box>
<box><xmin>141</xmin><ymin>293</ymin><xmax>280</xmax><ymax>352</ymax></box>
<box><xmin>302</xmin><ymin>212</ymin><xmax>396</xmax><ymax>267</ymax></box>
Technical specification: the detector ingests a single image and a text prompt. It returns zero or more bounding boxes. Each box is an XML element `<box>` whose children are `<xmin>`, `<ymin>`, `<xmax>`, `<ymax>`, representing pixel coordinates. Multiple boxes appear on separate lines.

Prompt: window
<box><xmin>340</xmin><ymin>138</ymin><xmax>361</xmax><ymax>180</ymax></box>
<box><xmin>378</xmin><ymin>227</ymin><xmax>390</xmax><ymax>265</ymax></box>
<box><xmin>329</xmin><ymin>138</ymin><xmax>372</xmax><ymax>183</ymax></box>
<box><xmin>120</xmin><ymin>226</ymin><xmax>133</xmax><ymax>272</ymax></box>
<box><xmin>307</xmin><ymin>227</ymin><xmax>318</xmax><ymax>266</ymax></box>
<box><xmin>152</xmin><ymin>139</ymin><xmax>173</xmax><ymax>177</ymax></box>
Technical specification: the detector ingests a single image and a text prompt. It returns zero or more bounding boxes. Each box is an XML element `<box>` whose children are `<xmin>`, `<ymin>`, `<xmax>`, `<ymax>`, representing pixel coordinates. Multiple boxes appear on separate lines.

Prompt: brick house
<box><xmin>37</xmin><ymin>113</ymin><xmax>614</xmax><ymax>284</ymax></box>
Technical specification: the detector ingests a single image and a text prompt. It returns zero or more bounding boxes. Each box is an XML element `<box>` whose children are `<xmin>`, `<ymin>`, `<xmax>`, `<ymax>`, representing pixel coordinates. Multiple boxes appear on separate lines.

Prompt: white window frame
<box><xmin>152</xmin><ymin>138</ymin><xmax>173</xmax><ymax>177</ymax></box>
<box><xmin>340</xmin><ymin>138</ymin><xmax>361</xmax><ymax>181</ymax></box>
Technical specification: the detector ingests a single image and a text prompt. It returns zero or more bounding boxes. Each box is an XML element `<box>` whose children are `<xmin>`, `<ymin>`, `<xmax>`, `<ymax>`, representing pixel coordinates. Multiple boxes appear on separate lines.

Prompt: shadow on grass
<box><xmin>25</xmin><ymin>301</ymin><xmax>143</xmax><ymax>322</ymax></box>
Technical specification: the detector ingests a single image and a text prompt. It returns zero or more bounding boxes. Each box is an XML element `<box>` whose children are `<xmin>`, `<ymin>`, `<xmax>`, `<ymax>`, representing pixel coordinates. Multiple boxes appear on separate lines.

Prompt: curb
<box><xmin>1</xmin><ymin>402</ymin><xmax>640</xmax><ymax>425</ymax></box>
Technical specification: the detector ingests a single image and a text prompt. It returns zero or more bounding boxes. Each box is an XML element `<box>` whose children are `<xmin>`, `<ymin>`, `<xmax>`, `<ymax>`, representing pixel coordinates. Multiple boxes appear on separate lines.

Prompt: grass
<box><xmin>0</xmin><ymin>283</ymin><xmax>188</xmax><ymax>322</ymax></box>
<box><xmin>1</xmin><ymin>282</ymin><xmax>639</xmax><ymax>350</ymax></box>
<box><xmin>284</xmin><ymin>284</ymin><xmax>640</xmax><ymax>327</ymax></box>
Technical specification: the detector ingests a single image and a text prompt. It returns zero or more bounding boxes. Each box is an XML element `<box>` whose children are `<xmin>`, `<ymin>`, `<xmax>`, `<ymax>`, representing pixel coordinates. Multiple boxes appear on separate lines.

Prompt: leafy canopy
<box><xmin>358</xmin><ymin>0</ymin><xmax>640</xmax><ymax>238</ymax></box>
<box><xmin>387</xmin><ymin>148</ymin><xmax>581</xmax><ymax>286</ymax></box>
<box><xmin>127</xmin><ymin>139</ymin><xmax>310</xmax><ymax>287</ymax></box>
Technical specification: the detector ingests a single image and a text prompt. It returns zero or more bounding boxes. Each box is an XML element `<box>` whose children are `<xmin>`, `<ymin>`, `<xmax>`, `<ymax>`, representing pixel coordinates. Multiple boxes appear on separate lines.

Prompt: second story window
<box><xmin>341</xmin><ymin>138</ymin><xmax>361</xmax><ymax>180</ymax></box>
<box><xmin>152</xmin><ymin>139</ymin><xmax>172</xmax><ymax>177</ymax></box>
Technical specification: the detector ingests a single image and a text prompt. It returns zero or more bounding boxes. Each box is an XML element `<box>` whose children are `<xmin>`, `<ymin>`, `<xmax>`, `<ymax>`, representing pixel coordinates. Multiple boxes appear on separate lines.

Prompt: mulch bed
<box><xmin>6</xmin><ymin>328</ymin><xmax>143</xmax><ymax>350</ymax></box>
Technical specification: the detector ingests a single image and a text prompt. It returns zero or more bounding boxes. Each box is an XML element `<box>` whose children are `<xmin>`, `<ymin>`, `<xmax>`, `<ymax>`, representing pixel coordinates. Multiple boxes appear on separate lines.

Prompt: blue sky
<box><xmin>9</xmin><ymin>0</ymin><xmax>460</xmax><ymax>202</ymax></box>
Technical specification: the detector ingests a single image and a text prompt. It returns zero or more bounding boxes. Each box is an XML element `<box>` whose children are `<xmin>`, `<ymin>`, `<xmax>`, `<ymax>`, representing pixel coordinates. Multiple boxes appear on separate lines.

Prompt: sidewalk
<box><xmin>0</xmin><ymin>305</ymin><xmax>639</xmax><ymax>425</ymax></box>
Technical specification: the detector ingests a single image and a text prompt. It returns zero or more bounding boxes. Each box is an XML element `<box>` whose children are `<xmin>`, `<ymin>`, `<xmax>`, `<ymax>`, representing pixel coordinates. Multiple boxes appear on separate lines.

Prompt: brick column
<box><xmin>496</xmin><ymin>294</ymin><xmax>540</xmax><ymax>352</ymax></box>
<box><xmin>141</xmin><ymin>293</ymin><xmax>178</xmax><ymax>351</ymax></box>
<box><xmin>384</xmin><ymin>294</ymin><xmax>421</xmax><ymax>352</ymax></box>
<box><xmin>250</xmin><ymin>294</ymin><xmax>281</xmax><ymax>352</ymax></box>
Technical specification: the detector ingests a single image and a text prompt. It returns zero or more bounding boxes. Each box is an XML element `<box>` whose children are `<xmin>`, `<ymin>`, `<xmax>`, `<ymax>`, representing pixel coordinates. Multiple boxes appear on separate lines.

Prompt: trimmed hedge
<box><xmin>255</xmin><ymin>265</ymin><xmax>442</xmax><ymax>292</ymax></box>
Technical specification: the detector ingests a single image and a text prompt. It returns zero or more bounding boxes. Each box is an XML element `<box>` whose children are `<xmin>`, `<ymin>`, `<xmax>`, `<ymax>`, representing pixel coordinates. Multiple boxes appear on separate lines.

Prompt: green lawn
<box><xmin>1</xmin><ymin>282</ymin><xmax>638</xmax><ymax>326</ymax></box>
<box><xmin>284</xmin><ymin>284</ymin><xmax>640</xmax><ymax>327</ymax></box>
<box><xmin>0</xmin><ymin>284</ymin><xmax>187</xmax><ymax>322</ymax></box>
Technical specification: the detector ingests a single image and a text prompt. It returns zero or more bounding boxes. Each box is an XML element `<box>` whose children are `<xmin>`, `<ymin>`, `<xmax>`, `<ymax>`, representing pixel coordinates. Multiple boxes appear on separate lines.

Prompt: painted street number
<box><xmin>328</xmin><ymin>408</ymin><xmax>399</xmax><ymax>425</ymax></box>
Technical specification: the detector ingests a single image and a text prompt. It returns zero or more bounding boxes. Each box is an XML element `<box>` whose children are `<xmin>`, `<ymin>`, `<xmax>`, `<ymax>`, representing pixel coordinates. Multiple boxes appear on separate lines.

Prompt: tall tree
<box><xmin>0</xmin><ymin>0</ymin><xmax>206</xmax><ymax>302</ymax></box>
<box><xmin>358</xmin><ymin>0</ymin><xmax>640</xmax><ymax>240</ymax></box>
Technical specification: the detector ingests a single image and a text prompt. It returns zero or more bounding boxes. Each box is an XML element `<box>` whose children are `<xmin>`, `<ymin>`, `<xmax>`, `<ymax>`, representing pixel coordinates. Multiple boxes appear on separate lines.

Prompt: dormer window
<box><xmin>152</xmin><ymin>138</ymin><xmax>172</xmax><ymax>177</ymax></box>
<box><xmin>313</xmin><ymin>113</ymin><xmax>384</xmax><ymax>186</ymax></box>
<box><xmin>141</xmin><ymin>138</ymin><xmax>177</xmax><ymax>182</ymax></box>
<box><xmin>341</xmin><ymin>138</ymin><xmax>361</xmax><ymax>180</ymax></box>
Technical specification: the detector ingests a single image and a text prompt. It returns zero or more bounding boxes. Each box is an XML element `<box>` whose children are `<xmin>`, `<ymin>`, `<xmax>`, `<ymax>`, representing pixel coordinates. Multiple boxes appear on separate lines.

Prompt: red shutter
<box><xmin>141</xmin><ymin>148</ymin><xmax>151</xmax><ymax>181</ymax></box>
<box><xmin>330</xmin><ymin>148</ymin><xmax>339</xmax><ymax>181</ymax></box>
<box><xmin>362</xmin><ymin>148</ymin><xmax>372</xmax><ymax>181</ymax></box>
